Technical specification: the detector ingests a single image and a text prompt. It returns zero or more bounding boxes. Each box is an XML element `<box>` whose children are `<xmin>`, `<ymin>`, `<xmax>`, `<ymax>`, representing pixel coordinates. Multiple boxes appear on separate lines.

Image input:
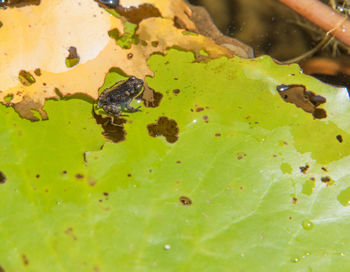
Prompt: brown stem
<box><xmin>278</xmin><ymin>0</ymin><xmax>350</xmax><ymax>47</ymax></box>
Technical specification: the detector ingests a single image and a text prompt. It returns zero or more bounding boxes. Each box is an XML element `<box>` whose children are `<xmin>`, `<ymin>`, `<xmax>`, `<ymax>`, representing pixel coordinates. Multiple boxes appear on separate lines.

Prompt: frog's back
<box><xmin>98</xmin><ymin>79</ymin><xmax>128</xmax><ymax>106</ymax></box>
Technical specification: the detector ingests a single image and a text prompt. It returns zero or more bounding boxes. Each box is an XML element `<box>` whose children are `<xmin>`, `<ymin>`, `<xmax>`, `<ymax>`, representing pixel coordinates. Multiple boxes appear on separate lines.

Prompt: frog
<box><xmin>97</xmin><ymin>76</ymin><xmax>143</xmax><ymax>117</ymax></box>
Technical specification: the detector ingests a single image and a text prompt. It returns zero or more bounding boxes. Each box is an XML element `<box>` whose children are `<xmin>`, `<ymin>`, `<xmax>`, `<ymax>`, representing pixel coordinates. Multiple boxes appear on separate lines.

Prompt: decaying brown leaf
<box><xmin>119</xmin><ymin>0</ymin><xmax>195</xmax><ymax>30</ymax></box>
<box><xmin>0</xmin><ymin>0</ymin><xmax>239</xmax><ymax>120</ymax></box>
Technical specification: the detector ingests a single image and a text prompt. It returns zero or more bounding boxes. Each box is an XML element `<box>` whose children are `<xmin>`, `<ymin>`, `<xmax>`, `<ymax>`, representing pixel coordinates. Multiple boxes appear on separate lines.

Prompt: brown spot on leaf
<box><xmin>103</xmin><ymin>192</ymin><xmax>109</xmax><ymax>200</ymax></box>
<box><xmin>13</xmin><ymin>96</ymin><xmax>48</xmax><ymax>121</ymax></box>
<box><xmin>172</xmin><ymin>89</ymin><xmax>180</xmax><ymax>95</ymax></box>
<box><xmin>127</xmin><ymin>53</ymin><xmax>133</xmax><ymax>59</ymax></box>
<box><xmin>203</xmin><ymin>115</ymin><xmax>209</xmax><ymax>123</ymax></box>
<box><xmin>336</xmin><ymin>134</ymin><xmax>343</xmax><ymax>143</ymax></box>
<box><xmin>179</xmin><ymin>196</ymin><xmax>192</xmax><ymax>206</ymax></box>
<box><xmin>0</xmin><ymin>171</ymin><xmax>6</xmax><ymax>184</ymax></box>
<box><xmin>93</xmin><ymin>110</ymin><xmax>126</xmax><ymax>143</ymax></box>
<box><xmin>292</xmin><ymin>197</ymin><xmax>297</xmax><ymax>204</ymax></box>
<box><xmin>321</xmin><ymin>176</ymin><xmax>331</xmax><ymax>183</ymax></box>
<box><xmin>176</xmin><ymin>160</ymin><xmax>181</xmax><ymax>164</ymax></box>
<box><xmin>147</xmin><ymin>116</ymin><xmax>179</xmax><ymax>143</ymax></box>
<box><xmin>138</xmin><ymin>83</ymin><xmax>162</xmax><ymax>108</ymax></box>
<box><xmin>62</xmin><ymin>170</ymin><xmax>67</xmax><ymax>174</ymax></box>
<box><xmin>0</xmin><ymin>265</ymin><xmax>4</xmax><ymax>272</ymax></box>
<box><xmin>18</xmin><ymin>70</ymin><xmax>36</xmax><ymax>86</ymax></box>
<box><xmin>195</xmin><ymin>107</ymin><xmax>204</xmax><ymax>112</ymax></box>
<box><xmin>215</xmin><ymin>133</ymin><xmax>221</xmax><ymax>137</ymax></box>
<box><xmin>75</xmin><ymin>173</ymin><xmax>84</xmax><ymax>179</ymax></box>
<box><xmin>115</xmin><ymin>3</ymin><xmax>161</xmax><ymax>24</ymax></box>
<box><xmin>35</xmin><ymin>174</ymin><xmax>40</xmax><ymax>178</ymax></box>
<box><xmin>299</xmin><ymin>164</ymin><xmax>309</xmax><ymax>174</ymax></box>
<box><xmin>22</xmin><ymin>254</ymin><xmax>29</xmax><ymax>266</ymax></box>
<box><xmin>65</xmin><ymin>227</ymin><xmax>77</xmax><ymax>240</ymax></box>
<box><xmin>321</xmin><ymin>167</ymin><xmax>328</xmax><ymax>172</ymax></box>
<box><xmin>276</xmin><ymin>84</ymin><xmax>327</xmax><ymax>119</ymax></box>
<box><xmin>127</xmin><ymin>174</ymin><xmax>132</xmax><ymax>177</ymax></box>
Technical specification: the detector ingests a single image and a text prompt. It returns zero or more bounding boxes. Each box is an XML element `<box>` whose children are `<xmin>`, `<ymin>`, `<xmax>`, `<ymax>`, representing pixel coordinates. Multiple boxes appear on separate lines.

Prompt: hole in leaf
<box><xmin>5</xmin><ymin>0</ymin><xmax>40</xmax><ymax>8</ymax></box>
<box><xmin>179</xmin><ymin>196</ymin><xmax>192</xmax><ymax>206</ymax></box>
<box><xmin>151</xmin><ymin>41</ymin><xmax>159</xmax><ymax>47</ymax></box>
<box><xmin>65</xmin><ymin>46</ymin><xmax>80</xmax><ymax>68</ymax></box>
<box><xmin>115</xmin><ymin>3</ymin><xmax>161</xmax><ymax>24</ymax></box>
<box><xmin>18</xmin><ymin>70</ymin><xmax>36</xmax><ymax>86</ymax></box>
<box><xmin>34</xmin><ymin>68</ymin><xmax>41</xmax><ymax>76</ymax></box>
<box><xmin>147</xmin><ymin>116</ymin><xmax>179</xmax><ymax>143</ymax></box>
<box><xmin>137</xmin><ymin>83</ymin><xmax>162</xmax><ymax>107</ymax></box>
<box><xmin>93</xmin><ymin>110</ymin><xmax>126</xmax><ymax>143</ymax></box>
<box><xmin>276</xmin><ymin>84</ymin><xmax>327</xmax><ymax>119</ymax></box>
<box><xmin>4</xmin><ymin>94</ymin><xmax>13</xmax><ymax>103</ymax></box>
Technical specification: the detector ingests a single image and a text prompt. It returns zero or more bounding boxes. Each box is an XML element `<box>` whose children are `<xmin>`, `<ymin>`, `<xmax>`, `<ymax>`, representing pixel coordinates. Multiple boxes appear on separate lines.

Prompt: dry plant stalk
<box><xmin>278</xmin><ymin>0</ymin><xmax>350</xmax><ymax>47</ymax></box>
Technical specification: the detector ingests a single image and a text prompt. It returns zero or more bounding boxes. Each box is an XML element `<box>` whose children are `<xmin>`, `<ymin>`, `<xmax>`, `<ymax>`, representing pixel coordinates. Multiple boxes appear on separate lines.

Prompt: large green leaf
<box><xmin>1</xmin><ymin>49</ymin><xmax>350</xmax><ymax>271</ymax></box>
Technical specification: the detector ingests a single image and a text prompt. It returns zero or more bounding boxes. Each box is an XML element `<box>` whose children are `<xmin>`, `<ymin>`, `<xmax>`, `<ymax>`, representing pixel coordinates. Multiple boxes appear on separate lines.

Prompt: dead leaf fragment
<box><xmin>0</xmin><ymin>0</ymin><xmax>236</xmax><ymax>120</ymax></box>
<box><xmin>188</xmin><ymin>4</ymin><xmax>253</xmax><ymax>58</ymax></box>
<box><xmin>119</xmin><ymin>0</ymin><xmax>195</xmax><ymax>30</ymax></box>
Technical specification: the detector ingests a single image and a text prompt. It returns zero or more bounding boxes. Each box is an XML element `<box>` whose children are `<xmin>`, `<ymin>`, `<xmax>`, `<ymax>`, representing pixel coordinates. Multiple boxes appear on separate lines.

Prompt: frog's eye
<box><xmin>129</xmin><ymin>76</ymin><xmax>136</xmax><ymax>80</ymax></box>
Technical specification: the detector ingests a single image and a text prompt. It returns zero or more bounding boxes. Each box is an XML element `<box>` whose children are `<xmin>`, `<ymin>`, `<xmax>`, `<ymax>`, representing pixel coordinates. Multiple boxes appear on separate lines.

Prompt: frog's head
<box><xmin>128</xmin><ymin>76</ymin><xmax>144</xmax><ymax>97</ymax></box>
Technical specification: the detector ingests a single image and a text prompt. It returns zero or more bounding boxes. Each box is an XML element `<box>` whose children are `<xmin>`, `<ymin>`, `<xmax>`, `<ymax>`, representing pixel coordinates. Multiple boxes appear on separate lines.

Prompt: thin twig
<box><xmin>282</xmin><ymin>35</ymin><xmax>334</xmax><ymax>64</ymax></box>
<box><xmin>278</xmin><ymin>0</ymin><xmax>350</xmax><ymax>47</ymax></box>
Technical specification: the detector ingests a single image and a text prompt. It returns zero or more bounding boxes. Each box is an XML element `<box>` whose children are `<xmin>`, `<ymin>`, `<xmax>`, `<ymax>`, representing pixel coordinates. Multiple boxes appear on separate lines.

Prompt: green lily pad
<box><xmin>0</xmin><ymin>49</ymin><xmax>350</xmax><ymax>271</ymax></box>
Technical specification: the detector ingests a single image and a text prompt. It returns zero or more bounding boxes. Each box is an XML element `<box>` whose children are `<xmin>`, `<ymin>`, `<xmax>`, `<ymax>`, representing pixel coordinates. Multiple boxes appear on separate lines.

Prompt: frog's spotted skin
<box><xmin>97</xmin><ymin>76</ymin><xmax>143</xmax><ymax>117</ymax></box>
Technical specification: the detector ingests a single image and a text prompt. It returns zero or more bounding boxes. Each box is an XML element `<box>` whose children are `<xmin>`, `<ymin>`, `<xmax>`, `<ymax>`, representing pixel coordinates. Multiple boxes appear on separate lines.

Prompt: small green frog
<box><xmin>97</xmin><ymin>76</ymin><xmax>143</xmax><ymax>117</ymax></box>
